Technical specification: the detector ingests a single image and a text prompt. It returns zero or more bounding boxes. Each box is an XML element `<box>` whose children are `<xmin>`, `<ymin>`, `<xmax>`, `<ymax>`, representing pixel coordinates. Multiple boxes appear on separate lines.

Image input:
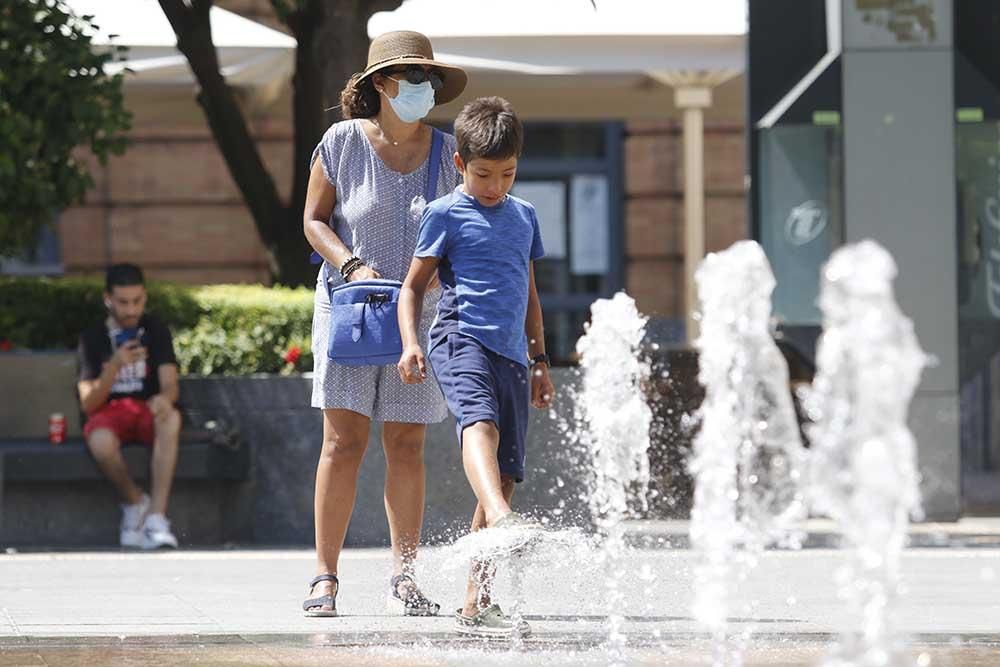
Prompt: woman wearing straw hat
<box><xmin>301</xmin><ymin>31</ymin><xmax>467</xmax><ymax>617</ymax></box>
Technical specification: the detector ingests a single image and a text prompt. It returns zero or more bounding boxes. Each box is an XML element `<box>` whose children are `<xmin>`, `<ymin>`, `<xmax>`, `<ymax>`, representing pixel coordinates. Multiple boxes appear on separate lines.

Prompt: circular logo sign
<box><xmin>784</xmin><ymin>201</ymin><xmax>828</xmax><ymax>246</ymax></box>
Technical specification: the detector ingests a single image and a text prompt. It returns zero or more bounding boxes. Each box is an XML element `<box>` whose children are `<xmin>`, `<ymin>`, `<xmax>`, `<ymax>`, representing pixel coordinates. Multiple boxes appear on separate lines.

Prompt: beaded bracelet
<box><xmin>339</xmin><ymin>256</ymin><xmax>364</xmax><ymax>279</ymax></box>
<box><xmin>341</xmin><ymin>260</ymin><xmax>362</xmax><ymax>278</ymax></box>
<box><xmin>343</xmin><ymin>261</ymin><xmax>365</xmax><ymax>280</ymax></box>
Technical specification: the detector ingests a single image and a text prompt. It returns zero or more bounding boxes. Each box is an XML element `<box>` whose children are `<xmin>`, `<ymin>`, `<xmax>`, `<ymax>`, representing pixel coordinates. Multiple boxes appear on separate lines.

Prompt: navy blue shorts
<box><xmin>428</xmin><ymin>333</ymin><xmax>529</xmax><ymax>483</ymax></box>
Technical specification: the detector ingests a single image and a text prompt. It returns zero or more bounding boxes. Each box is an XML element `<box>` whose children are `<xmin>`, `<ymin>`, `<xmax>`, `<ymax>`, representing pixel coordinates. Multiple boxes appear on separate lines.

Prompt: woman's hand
<box><xmin>398</xmin><ymin>345</ymin><xmax>427</xmax><ymax>384</ymax></box>
<box><xmin>346</xmin><ymin>265</ymin><xmax>381</xmax><ymax>282</ymax></box>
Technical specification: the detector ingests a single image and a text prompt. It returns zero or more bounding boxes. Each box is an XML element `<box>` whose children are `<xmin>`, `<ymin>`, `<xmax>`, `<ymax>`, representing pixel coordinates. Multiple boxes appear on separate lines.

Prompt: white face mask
<box><xmin>383</xmin><ymin>78</ymin><xmax>436</xmax><ymax>123</ymax></box>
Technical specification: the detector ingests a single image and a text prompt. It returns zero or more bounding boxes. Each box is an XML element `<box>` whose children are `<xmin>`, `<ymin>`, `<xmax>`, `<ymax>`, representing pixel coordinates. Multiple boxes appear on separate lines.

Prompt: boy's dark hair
<box><xmin>105</xmin><ymin>263</ymin><xmax>145</xmax><ymax>292</ymax></box>
<box><xmin>454</xmin><ymin>97</ymin><xmax>523</xmax><ymax>165</ymax></box>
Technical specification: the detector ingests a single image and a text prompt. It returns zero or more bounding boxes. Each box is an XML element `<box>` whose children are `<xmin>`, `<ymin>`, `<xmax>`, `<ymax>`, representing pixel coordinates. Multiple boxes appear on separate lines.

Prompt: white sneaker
<box><xmin>120</xmin><ymin>494</ymin><xmax>150</xmax><ymax>548</ymax></box>
<box><xmin>141</xmin><ymin>513</ymin><xmax>179</xmax><ymax>549</ymax></box>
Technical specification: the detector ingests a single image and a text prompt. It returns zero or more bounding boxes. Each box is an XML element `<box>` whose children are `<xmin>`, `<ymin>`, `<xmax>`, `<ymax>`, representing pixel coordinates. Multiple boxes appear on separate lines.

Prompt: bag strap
<box><xmin>425</xmin><ymin>127</ymin><xmax>443</xmax><ymax>203</ymax></box>
<box><xmin>311</xmin><ymin>128</ymin><xmax>444</xmax><ymax>267</ymax></box>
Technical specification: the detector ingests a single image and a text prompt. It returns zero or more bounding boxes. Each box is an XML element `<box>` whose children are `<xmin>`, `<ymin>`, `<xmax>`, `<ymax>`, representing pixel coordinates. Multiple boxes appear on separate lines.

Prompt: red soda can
<box><xmin>48</xmin><ymin>413</ymin><xmax>66</xmax><ymax>445</ymax></box>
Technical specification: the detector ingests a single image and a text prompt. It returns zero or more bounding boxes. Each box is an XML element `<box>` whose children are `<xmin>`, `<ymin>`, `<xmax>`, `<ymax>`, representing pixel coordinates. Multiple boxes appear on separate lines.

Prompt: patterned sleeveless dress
<box><xmin>309</xmin><ymin>119</ymin><xmax>458</xmax><ymax>422</ymax></box>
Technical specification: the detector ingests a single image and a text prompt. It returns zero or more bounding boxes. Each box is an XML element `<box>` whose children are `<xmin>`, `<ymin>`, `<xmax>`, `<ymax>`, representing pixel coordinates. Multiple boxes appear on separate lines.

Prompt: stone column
<box><xmin>650</xmin><ymin>71</ymin><xmax>739</xmax><ymax>343</ymax></box>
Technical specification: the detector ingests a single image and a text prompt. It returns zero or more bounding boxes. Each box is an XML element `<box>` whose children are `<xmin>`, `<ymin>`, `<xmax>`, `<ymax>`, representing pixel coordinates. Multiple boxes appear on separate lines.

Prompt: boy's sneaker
<box><xmin>492</xmin><ymin>511</ymin><xmax>543</xmax><ymax>531</ymax></box>
<box><xmin>454</xmin><ymin>604</ymin><xmax>531</xmax><ymax>638</ymax></box>
<box><xmin>490</xmin><ymin>511</ymin><xmax>545</xmax><ymax>555</ymax></box>
<box><xmin>120</xmin><ymin>494</ymin><xmax>150</xmax><ymax>548</ymax></box>
<box><xmin>141</xmin><ymin>513</ymin><xmax>179</xmax><ymax>550</ymax></box>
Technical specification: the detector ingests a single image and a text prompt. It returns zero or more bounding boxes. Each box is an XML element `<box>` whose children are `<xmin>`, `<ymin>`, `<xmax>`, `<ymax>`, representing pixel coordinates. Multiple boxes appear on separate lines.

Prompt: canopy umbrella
<box><xmin>64</xmin><ymin>0</ymin><xmax>296</xmax><ymax>101</ymax></box>
<box><xmin>369</xmin><ymin>0</ymin><xmax>746</xmax><ymax>75</ymax></box>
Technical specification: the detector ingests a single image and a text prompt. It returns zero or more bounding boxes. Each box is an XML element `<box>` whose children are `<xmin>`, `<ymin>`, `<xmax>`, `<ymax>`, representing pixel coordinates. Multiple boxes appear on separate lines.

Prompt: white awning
<box><xmin>64</xmin><ymin>0</ymin><xmax>296</xmax><ymax>97</ymax></box>
<box><xmin>369</xmin><ymin>0</ymin><xmax>747</xmax><ymax>76</ymax></box>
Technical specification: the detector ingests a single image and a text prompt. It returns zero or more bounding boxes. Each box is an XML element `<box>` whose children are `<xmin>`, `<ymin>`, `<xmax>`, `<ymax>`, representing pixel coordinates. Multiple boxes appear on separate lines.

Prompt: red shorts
<box><xmin>84</xmin><ymin>398</ymin><xmax>156</xmax><ymax>446</ymax></box>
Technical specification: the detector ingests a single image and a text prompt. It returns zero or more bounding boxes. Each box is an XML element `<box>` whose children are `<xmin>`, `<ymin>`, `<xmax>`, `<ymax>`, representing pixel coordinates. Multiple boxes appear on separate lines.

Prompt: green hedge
<box><xmin>0</xmin><ymin>277</ymin><xmax>314</xmax><ymax>376</ymax></box>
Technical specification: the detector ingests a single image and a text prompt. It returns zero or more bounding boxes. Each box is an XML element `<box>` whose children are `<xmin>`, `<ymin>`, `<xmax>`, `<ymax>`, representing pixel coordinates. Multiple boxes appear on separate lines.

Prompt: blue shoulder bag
<box><xmin>320</xmin><ymin>128</ymin><xmax>443</xmax><ymax>366</ymax></box>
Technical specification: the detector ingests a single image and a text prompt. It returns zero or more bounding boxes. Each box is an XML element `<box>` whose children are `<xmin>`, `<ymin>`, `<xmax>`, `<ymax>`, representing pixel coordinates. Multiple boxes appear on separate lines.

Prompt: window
<box><xmin>1</xmin><ymin>222</ymin><xmax>63</xmax><ymax>276</ymax></box>
<box><xmin>511</xmin><ymin>123</ymin><xmax>624</xmax><ymax>364</ymax></box>
<box><xmin>756</xmin><ymin>124</ymin><xmax>844</xmax><ymax>326</ymax></box>
<box><xmin>955</xmin><ymin>0</ymin><xmax>1000</xmax><ymax>473</ymax></box>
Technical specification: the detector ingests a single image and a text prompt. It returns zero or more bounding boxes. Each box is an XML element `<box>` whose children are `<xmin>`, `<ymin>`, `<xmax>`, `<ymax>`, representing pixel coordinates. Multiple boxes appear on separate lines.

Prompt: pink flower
<box><xmin>283</xmin><ymin>346</ymin><xmax>301</xmax><ymax>366</ymax></box>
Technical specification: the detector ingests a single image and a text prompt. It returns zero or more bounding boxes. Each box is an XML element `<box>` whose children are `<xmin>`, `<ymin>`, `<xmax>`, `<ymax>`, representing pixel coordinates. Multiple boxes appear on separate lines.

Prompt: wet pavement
<box><xmin>1</xmin><ymin>542</ymin><xmax>999</xmax><ymax>665</ymax></box>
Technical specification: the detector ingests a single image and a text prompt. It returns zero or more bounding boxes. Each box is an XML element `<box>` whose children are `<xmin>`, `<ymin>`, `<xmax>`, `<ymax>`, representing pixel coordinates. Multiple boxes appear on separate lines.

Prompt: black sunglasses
<box><xmin>385</xmin><ymin>65</ymin><xmax>444</xmax><ymax>91</ymax></box>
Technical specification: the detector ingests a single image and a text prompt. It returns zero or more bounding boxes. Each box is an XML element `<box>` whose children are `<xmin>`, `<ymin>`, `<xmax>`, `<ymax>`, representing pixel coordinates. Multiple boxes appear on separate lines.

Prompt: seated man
<box><xmin>77</xmin><ymin>263</ymin><xmax>180</xmax><ymax>549</ymax></box>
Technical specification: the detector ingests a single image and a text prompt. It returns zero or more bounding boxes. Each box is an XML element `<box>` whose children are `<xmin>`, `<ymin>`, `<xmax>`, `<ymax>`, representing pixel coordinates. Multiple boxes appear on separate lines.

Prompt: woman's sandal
<box><xmin>386</xmin><ymin>573</ymin><xmax>441</xmax><ymax>617</ymax></box>
<box><xmin>302</xmin><ymin>573</ymin><xmax>339</xmax><ymax>617</ymax></box>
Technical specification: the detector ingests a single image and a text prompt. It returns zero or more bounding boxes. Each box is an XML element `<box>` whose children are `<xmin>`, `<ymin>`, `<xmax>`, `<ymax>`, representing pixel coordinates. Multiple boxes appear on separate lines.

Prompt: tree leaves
<box><xmin>0</xmin><ymin>0</ymin><xmax>131</xmax><ymax>257</ymax></box>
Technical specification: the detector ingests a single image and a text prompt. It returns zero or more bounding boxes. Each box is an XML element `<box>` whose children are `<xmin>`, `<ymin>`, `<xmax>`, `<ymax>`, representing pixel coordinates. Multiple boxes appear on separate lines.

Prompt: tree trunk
<box><xmin>157</xmin><ymin>0</ymin><xmax>402</xmax><ymax>286</ymax></box>
<box><xmin>159</xmin><ymin>0</ymin><xmax>293</xmax><ymax>281</ymax></box>
<box><xmin>279</xmin><ymin>0</ymin><xmax>327</xmax><ymax>287</ymax></box>
<box><xmin>320</xmin><ymin>1</ymin><xmax>403</xmax><ymax>116</ymax></box>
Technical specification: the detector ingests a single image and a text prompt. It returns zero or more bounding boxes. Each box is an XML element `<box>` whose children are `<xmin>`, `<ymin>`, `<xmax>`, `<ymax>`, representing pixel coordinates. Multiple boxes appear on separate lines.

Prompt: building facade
<box><xmin>749</xmin><ymin>0</ymin><xmax>1000</xmax><ymax>517</ymax></box>
<box><xmin>21</xmin><ymin>0</ymin><xmax>749</xmax><ymax>364</ymax></box>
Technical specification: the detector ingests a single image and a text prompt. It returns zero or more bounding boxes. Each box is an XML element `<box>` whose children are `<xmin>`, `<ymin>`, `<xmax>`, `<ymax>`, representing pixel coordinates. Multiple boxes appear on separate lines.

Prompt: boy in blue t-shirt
<box><xmin>397</xmin><ymin>97</ymin><xmax>555</xmax><ymax>638</ymax></box>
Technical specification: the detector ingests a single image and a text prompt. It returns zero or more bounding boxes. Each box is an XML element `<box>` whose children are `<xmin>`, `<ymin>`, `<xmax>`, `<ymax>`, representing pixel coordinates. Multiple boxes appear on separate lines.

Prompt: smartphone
<box><xmin>114</xmin><ymin>327</ymin><xmax>141</xmax><ymax>347</ymax></box>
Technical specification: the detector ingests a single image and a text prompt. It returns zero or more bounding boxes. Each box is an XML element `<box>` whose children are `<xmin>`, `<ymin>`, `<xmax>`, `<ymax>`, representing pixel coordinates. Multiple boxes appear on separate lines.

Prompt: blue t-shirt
<box><xmin>415</xmin><ymin>186</ymin><xmax>545</xmax><ymax>366</ymax></box>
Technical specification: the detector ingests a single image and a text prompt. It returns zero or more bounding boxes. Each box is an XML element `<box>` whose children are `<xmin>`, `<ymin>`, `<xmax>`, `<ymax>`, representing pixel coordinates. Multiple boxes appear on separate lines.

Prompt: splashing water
<box><xmin>574</xmin><ymin>291</ymin><xmax>653</xmax><ymax>661</ymax></box>
<box><xmin>689</xmin><ymin>241</ymin><xmax>807</xmax><ymax>666</ymax></box>
<box><xmin>576</xmin><ymin>292</ymin><xmax>653</xmax><ymax>526</ymax></box>
<box><xmin>439</xmin><ymin>525</ymin><xmax>602</xmax><ymax>652</ymax></box>
<box><xmin>801</xmin><ymin>240</ymin><xmax>926</xmax><ymax>666</ymax></box>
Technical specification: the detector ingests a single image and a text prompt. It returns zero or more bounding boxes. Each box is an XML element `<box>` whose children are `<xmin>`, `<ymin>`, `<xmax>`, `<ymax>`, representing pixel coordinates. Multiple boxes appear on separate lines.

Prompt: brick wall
<box><xmin>64</xmin><ymin>114</ymin><xmax>748</xmax><ymax>290</ymax></box>
<box><xmin>623</xmin><ymin>120</ymin><xmax>747</xmax><ymax>320</ymax></box>
<box><xmin>55</xmin><ymin>1</ymin><xmax>293</xmax><ymax>285</ymax></box>
<box><xmin>61</xmin><ymin>99</ymin><xmax>294</xmax><ymax>285</ymax></box>
<box><xmin>58</xmin><ymin>1</ymin><xmax>748</xmax><ymax>290</ymax></box>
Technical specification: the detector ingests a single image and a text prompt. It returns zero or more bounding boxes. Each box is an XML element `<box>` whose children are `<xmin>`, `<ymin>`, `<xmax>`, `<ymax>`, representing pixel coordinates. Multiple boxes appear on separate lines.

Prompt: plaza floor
<box><xmin>1</xmin><ymin>531</ymin><xmax>999</xmax><ymax>665</ymax></box>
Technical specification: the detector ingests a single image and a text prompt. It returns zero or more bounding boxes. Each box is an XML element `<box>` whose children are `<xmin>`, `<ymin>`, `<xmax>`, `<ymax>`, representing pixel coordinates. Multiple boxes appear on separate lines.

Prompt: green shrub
<box><xmin>174</xmin><ymin>285</ymin><xmax>314</xmax><ymax>376</ymax></box>
<box><xmin>0</xmin><ymin>277</ymin><xmax>201</xmax><ymax>349</ymax></box>
<box><xmin>0</xmin><ymin>277</ymin><xmax>313</xmax><ymax>375</ymax></box>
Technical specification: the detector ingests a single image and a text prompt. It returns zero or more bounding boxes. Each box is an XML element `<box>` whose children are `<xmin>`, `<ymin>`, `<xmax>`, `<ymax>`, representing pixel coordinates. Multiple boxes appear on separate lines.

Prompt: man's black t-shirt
<box><xmin>77</xmin><ymin>314</ymin><xmax>178</xmax><ymax>402</ymax></box>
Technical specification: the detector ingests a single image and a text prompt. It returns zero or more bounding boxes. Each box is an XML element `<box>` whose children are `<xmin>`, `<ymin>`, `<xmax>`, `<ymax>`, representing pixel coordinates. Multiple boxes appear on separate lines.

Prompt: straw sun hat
<box><xmin>358</xmin><ymin>31</ymin><xmax>468</xmax><ymax>105</ymax></box>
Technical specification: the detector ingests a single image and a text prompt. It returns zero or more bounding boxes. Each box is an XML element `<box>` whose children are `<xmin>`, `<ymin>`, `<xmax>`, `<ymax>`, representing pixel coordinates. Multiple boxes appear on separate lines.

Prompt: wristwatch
<box><xmin>529</xmin><ymin>352</ymin><xmax>550</xmax><ymax>368</ymax></box>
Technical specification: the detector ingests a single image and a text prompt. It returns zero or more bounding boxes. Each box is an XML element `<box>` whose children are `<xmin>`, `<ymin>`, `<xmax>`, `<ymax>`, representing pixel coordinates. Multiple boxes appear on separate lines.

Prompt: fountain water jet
<box><xmin>573</xmin><ymin>291</ymin><xmax>653</xmax><ymax>662</ymax></box>
<box><xmin>802</xmin><ymin>239</ymin><xmax>926</xmax><ymax>666</ymax></box>
<box><xmin>689</xmin><ymin>240</ymin><xmax>807</xmax><ymax>666</ymax></box>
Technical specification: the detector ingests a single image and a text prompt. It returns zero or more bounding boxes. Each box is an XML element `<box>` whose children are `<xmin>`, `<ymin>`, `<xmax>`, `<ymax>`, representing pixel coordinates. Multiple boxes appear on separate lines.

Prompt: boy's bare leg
<box><xmin>462</xmin><ymin>476</ymin><xmax>516</xmax><ymax>617</ymax></box>
<box><xmin>461</xmin><ymin>421</ymin><xmax>513</xmax><ymax>526</ymax></box>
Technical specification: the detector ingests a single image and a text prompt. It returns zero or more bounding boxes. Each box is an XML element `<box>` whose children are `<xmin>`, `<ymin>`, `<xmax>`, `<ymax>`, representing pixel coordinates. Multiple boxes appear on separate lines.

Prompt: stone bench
<box><xmin>0</xmin><ymin>352</ymin><xmax>252</xmax><ymax>547</ymax></box>
<box><xmin>0</xmin><ymin>431</ymin><xmax>251</xmax><ymax>548</ymax></box>
<box><xmin>0</xmin><ymin>433</ymin><xmax>248</xmax><ymax>485</ymax></box>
